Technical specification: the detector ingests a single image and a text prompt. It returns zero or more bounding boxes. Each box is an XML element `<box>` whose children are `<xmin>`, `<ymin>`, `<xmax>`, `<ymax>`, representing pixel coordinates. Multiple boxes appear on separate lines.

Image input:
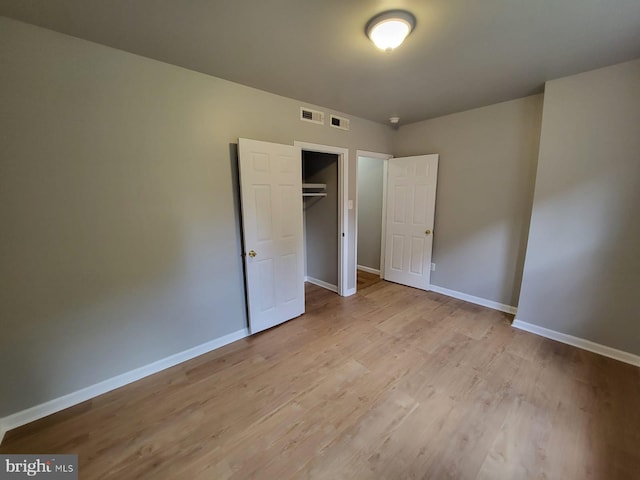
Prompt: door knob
<box><xmin>248</xmin><ymin>250</ymin><xmax>257</xmax><ymax>258</ymax></box>
<box><xmin>425</xmin><ymin>229</ymin><xmax>431</xmax><ymax>235</ymax></box>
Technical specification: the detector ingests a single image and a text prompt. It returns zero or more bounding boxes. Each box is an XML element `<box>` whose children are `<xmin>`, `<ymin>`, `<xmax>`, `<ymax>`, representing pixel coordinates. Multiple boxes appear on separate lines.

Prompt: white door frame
<box><xmin>356</xmin><ymin>150</ymin><xmax>393</xmax><ymax>284</ymax></box>
<box><xmin>295</xmin><ymin>141</ymin><xmax>349</xmax><ymax>297</ymax></box>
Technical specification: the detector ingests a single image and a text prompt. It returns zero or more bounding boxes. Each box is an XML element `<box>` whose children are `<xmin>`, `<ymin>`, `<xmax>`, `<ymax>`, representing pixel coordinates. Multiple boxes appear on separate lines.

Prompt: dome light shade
<box><xmin>366</xmin><ymin>10</ymin><xmax>416</xmax><ymax>51</ymax></box>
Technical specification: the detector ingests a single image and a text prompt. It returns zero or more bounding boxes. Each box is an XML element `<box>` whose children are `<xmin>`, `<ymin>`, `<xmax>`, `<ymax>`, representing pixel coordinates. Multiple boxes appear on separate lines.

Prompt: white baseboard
<box><xmin>357</xmin><ymin>265</ymin><xmax>381</xmax><ymax>275</ymax></box>
<box><xmin>429</xmin><ymin>284</ymin><xmax>517</xmax><ymax>315</ymax></box>
<box><xmin>305</xmin><ymin>276</ymin><xmax>338</xmax><ymax>293</ymax></box>
<box><xmin>512</xmin><ymin>319</ymin><xmax>640</xmax><ymax>367</ymax></box>
<box><xmin>0</xmin><ymin>328</ymin><xmax>249</xmax><ymax>445</ymax></box>
<box><xmin>344</xmin><ymin>287</ymin><xmax>357</xmax><ymax>297</ymax></box>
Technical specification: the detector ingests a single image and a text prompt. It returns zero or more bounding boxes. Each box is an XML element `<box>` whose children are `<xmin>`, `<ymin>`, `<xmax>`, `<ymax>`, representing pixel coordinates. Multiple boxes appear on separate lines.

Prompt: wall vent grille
<box><xmin>330</xmin><ymin>114</ymin><xmax>350</xmax><ymax>131</ymax></box>
<box><xmin>300</xmin><ymin>107</ymin><xmax>324</xmax><ymax>125</ymax></box>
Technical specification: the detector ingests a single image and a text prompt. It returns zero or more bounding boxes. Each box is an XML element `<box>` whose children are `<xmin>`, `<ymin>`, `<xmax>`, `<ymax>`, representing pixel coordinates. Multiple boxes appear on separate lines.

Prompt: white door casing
<box><xmin>384</xmin><ymin>155</ymin><xmax>439</xmax><ymax>290</ymax></box>
<box><xmin>238</xmin><ymin>138</ymin><xmax>305</xmax><ymax>334</ymax></box>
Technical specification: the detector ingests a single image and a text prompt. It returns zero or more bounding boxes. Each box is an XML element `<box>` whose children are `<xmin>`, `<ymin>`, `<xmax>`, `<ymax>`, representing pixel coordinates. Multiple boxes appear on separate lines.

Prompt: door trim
<box><xmin>356</xmin><ymin>150</ymin><xmax>393</xmax><ymax>285</ymax></box>
<box><xmin>295</xmin><ymin>141</ymin><xmax>349</xmax><ymax>296</ymax></box>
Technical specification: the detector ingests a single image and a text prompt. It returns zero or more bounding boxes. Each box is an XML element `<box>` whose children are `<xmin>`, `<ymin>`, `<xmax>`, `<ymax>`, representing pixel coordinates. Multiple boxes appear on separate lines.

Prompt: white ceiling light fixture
<box><xmin>366</xmin><ymin>10</ymin><xmax>416</xmax><ymax>52</ymax></box>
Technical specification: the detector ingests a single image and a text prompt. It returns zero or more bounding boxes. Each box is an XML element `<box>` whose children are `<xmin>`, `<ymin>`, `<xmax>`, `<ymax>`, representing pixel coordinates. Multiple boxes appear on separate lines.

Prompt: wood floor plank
<box><xmin>1</xmin><ymin>275</ymin><xmax>639</xmax><ymax>479</ymax></box>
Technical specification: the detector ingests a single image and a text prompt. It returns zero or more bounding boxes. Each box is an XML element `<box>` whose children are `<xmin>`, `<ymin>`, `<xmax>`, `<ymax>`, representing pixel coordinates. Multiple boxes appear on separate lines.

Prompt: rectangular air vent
<box><xmin>300</xmin><ymin>107</ymin><xmax>324</xmax><ymax>125</ymax></box>
<box><xmin>330</xmin><ymin>114</ymin><xmax>350</xmax><ymax>131</ymax></box>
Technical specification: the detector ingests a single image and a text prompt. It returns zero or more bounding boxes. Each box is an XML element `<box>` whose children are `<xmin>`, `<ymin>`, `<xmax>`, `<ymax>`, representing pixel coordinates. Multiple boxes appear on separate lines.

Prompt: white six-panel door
<box><xmin>384</xmin><ymin>155</ymin><xmax>439</xmax><ymax>290</ymax></box>
<box><xmin>238</xmin><ymin>138</ymin><xmax>304</xmax><ymax>334</ymax></box>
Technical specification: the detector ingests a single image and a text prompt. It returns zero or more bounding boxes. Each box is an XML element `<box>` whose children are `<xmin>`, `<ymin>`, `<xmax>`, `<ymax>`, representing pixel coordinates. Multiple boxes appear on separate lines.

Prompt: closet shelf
<box><xmin>302</xmin><ymin>182</ymin><xmax>327</xmax><ymax>198</ymax></box>
<box><xmin>303</xmin><ymin>192</ymin><xmax>328</xmax><ymax>197</ymax></box>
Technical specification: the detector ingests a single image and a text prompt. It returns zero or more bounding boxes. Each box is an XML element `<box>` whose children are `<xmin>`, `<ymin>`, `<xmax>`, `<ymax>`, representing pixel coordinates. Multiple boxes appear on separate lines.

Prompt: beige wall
<box><xmin>517</xmin><ymin>59</ymin><xmax>640</xmax><ymax>355</ymax></box>
<box><xmin>0</xmin><ymin>17</ymin><xmax>393</xmax><ymax>417</ymax></box>
<box><xmin>394</xmin><ymin>95</ymin><xmax>543</xmax><ymax>307</ymax></box>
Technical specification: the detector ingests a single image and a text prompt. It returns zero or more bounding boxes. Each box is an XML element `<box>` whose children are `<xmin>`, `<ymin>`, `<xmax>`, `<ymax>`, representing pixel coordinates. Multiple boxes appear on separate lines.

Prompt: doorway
<box><xmin>302</xmin><ymin>151</ymin><xmax>339</xmax><ymax>293</ymax></box>
<box><xmin>295</xmin><ymin>141</ymin><xmax>349</xmax><ymax>296</ymax></box>
<box><xmin>356</xmin><ymin>151</ymin><xmax>392</xmax><ymax>282</ymax></box>
<box><xmin>238</xmin><ymin>138</ymin><xmax>353</xmax><ymax>334</ymax></box>
<box><xmin>356</xmin><ymin>151</ymin><xmax>439</xmax><ymax>292</ymax></box>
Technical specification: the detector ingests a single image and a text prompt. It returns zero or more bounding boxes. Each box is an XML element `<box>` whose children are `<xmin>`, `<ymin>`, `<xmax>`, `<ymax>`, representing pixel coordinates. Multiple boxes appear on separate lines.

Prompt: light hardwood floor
<box><xmin>2</xmin><ymin>272</ymin><xmax>639</xmax><ymax>479</ymax></box>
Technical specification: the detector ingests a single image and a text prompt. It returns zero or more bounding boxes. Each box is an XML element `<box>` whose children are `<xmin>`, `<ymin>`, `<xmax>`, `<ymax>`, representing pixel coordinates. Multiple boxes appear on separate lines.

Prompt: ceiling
<box><xmin>1</xmin><ymin>0</ymin><xmax>639</xmax><ymax>126</ymax></box>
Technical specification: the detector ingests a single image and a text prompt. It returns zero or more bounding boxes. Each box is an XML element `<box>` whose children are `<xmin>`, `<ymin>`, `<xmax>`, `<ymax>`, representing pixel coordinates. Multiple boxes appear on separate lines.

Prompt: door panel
<box><xmin>239</xmin><ymin>138</ymin><xmax>304</xmax><ymax>334</ymax></box>
<box><xmin>410</xmin><ymin>236</ymin><xmax>425</xmax><ymax>274</ymax></box>
<box><xmin>390</xmin><ymin>234</ymin><xmax>404</xmax><ymax>271</ymax></box>
<box><xmin>384</xmin><ymin>154</ymin><xmax>439</xmax><ymax>290</ymax></box>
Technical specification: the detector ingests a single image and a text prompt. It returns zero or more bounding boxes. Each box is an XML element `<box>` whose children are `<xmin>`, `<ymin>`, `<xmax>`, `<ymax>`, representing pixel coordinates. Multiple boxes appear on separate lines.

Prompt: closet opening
<box><xmin>303</xmin><ymin>151</ymin><xmax>339</xmax><ymax>294</ymax></box>
<box><xmin>295</xmin><ymin>141</ymin><xmax>350</xmax><ymax>297</ymax></box>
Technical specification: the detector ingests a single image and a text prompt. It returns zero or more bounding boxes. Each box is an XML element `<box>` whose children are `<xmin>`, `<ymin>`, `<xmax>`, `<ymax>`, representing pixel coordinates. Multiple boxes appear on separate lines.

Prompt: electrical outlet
<box><xmin>430</xmin><ymin>263</ymin><xmax>436</xmax><ymax>271</ymax></box>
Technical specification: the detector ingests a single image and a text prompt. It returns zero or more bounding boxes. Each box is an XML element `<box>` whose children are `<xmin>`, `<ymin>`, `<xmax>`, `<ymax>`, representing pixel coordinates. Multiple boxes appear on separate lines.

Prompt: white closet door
<box><xmin>238</xmin><ymin>138</ymin><xmax>304</xmax><ymax>334</ymax></box>
<box><xmin>384</xmin><ymin>154</ymin><xmax>439</xmax><ymax>290</ymax></box>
